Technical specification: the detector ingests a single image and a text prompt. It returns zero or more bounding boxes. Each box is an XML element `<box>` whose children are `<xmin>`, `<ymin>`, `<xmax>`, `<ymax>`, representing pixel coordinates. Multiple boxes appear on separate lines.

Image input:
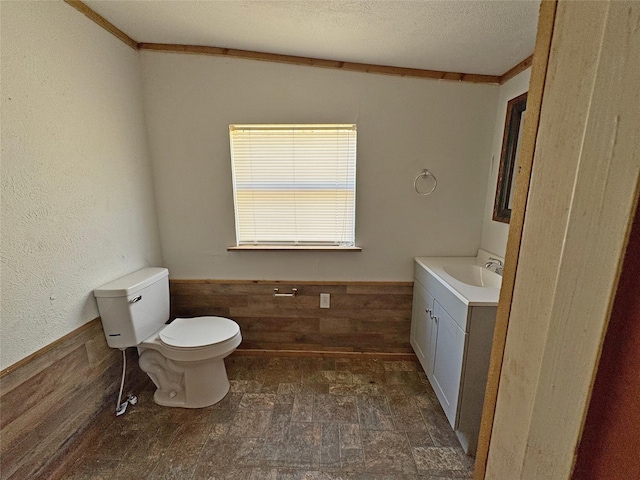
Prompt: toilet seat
<box><xmin>139</xmin><ymin>316</ymin><xmax>242</xmax><ymax>363</ymax></box>
<box><xmin>160</xmin><ymin>317</ymin><xmax>240</xmax><ymax>349</ymax></box>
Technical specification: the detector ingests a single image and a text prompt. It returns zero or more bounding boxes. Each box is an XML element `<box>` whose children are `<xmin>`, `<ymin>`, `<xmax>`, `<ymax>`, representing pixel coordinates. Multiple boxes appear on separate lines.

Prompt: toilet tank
<box><xmin>94</xmin><ymin>268</ymin><xmax>170</xmax><ymax>349</ymax></box>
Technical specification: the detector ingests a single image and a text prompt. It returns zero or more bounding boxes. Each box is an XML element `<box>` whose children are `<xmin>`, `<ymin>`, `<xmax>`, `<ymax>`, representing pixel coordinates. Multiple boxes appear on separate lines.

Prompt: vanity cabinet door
<box><xmin>431</xmin><ymin>300</ymin><xmax>466</xmax><ymax>428</ymax></box>
<box><xmin>410</xmin><ymin>283</ymin><xmax>435</xmax><ymax>374</ymax></box>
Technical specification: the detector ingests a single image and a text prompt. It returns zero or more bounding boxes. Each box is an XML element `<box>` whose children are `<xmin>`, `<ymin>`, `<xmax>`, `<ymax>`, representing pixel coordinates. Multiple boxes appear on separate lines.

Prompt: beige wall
<box><xmin>480</xmin><ymin>68</ymin><xmax>531</xmax><ymax>257</ymax></box>
<box><xmin>0</xmin><ymin>2</ymin><xmax>162</xmax><ymax>369</ymax></box>
<box><xmin>140</xmin><ymin>52</ymin><xmax>498</xmax><ymax>281</ymax></box>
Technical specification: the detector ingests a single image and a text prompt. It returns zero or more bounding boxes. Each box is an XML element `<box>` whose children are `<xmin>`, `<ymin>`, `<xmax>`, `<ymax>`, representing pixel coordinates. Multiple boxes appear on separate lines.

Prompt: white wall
<box><xmin>0</xmin><ymin>2</ymin><xmax>162</xmax><ymax>369</ymax></box>
<box><xmin>140</xmin><ymin>52</ymin><xmax>498</xmax><ymax>281</ymax></box>
<box><xmin>480</xmin><ymin>69</ymin><xmax>531</xmax><ymax>256</ymax></box>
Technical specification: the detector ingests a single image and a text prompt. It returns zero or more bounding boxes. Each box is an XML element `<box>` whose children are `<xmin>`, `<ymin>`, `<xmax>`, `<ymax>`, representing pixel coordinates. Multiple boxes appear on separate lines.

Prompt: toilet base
<box><xmin>139</xmin><ymin>349</ymin><xmax>231</xmax><ymax>408</ymax></box>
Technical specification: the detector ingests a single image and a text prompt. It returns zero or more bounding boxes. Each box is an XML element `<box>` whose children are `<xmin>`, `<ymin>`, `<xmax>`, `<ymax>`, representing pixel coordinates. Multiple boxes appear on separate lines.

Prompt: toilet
<box><xmin>94</xmin><ymin>267</ymin><xmax>241</xmax><ymax>408</ymax></box>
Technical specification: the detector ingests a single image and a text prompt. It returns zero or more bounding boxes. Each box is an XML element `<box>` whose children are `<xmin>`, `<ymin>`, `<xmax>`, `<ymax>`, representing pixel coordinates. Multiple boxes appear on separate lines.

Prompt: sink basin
<box><xmin>442</xmin><ymin>264</ymin><xmax>502</xmax><ymax>289</ymax></box>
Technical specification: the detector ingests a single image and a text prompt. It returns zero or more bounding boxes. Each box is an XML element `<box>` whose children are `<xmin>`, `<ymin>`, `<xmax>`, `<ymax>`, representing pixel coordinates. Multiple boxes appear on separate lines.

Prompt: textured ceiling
<box><xmin>83</xmin><ymin>0</ymin><xmax>541</xmax><ymax>76</ymax></box>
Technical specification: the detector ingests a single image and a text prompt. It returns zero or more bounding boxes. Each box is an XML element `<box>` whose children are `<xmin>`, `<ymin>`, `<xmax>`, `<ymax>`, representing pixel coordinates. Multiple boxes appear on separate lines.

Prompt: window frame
<box><xmin>228</xmin><ymin>124</ymin><xmax>360</xmax><ymax>251</ymax></box>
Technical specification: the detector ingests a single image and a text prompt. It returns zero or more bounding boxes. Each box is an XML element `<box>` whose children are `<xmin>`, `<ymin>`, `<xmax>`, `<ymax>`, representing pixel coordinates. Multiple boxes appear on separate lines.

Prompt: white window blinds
<box><xmin>230</xmin><ymin>124</ymin><xmax>357</xmax><ymax>246</ymax></box>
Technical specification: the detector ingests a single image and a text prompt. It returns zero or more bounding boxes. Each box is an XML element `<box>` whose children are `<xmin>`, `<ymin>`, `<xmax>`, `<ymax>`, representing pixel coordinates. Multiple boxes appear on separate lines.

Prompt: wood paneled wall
<box><xmin>0</xmin><ymin>319</ymin><xmax>147</xmax><ymax>480</ymax></box>
<box><xmin>170</xmin><ymin>280</ymin><xmax>414</xmax><ymax>354</ymax></box>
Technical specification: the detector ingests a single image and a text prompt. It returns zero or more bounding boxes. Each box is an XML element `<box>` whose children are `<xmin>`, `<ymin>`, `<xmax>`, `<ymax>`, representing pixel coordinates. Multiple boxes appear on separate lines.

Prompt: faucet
<box><xmin>485</xmin><ymin>257</ymin><xmax>504</xmax><ymax>276</ymax></box>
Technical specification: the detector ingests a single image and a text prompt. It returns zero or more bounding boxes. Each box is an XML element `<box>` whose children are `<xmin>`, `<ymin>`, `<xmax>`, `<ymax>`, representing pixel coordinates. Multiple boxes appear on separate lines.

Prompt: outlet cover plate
<box><xmin>320</xmin><ymin>293</ymin><xmax>330</xmax><ymax>308</ymax></box>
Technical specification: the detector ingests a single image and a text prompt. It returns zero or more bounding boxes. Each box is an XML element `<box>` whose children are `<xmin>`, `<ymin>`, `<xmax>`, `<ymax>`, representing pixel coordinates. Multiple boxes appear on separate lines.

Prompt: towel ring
<box><xmin>414</xmin><ymin>169</ymin><xmax>437</xmax><ymax>196</ymax></box>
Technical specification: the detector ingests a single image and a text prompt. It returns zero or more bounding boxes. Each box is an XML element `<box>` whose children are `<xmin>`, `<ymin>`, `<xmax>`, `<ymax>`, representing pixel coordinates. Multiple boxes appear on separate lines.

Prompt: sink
<box><xmin>442</xmin><ymin>264</ymin><xmax>502</xmax><ymax>289</ymax></box>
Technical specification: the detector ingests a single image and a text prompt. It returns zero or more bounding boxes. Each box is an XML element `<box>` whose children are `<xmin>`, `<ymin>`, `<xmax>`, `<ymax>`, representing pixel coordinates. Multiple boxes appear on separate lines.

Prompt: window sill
<box><xmin>227</xmin><ymin>246</ymin><xmax>362</xmax><ymax>252</ymax></box>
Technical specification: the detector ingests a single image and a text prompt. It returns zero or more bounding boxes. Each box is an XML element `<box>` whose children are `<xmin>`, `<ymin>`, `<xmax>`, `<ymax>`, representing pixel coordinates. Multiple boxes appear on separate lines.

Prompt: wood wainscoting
<box><xmin>0</xmin><ymin>318</ymin><xmax>148</xmax><ymax>480</ymax></box>
<box><xmin>170</xmin><ymin>280</ymin><xmax>414</xmax><ymax>355</ymax></box>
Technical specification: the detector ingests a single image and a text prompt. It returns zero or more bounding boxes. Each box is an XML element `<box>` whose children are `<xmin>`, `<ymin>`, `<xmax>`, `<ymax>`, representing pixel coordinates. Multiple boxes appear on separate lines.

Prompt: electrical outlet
<box><xmin>320</xmin><ymin>293</ymin><xmax>330</xmax><ymax>308</ymax></box>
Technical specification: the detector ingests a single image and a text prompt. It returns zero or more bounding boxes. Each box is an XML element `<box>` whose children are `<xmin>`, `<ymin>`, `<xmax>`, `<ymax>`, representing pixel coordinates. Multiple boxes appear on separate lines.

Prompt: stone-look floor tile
<box><xmin>59</xmin><ymin>456</ymin><xmax>122</xmax><ymax>480</ymax></box>
<box><xmin>259</xmin><ymin>440</ymin><xmax>289</xmax><ymax>467</ymax></box>
<box><xmin>267</xmin><ymin>357</ymin><xmax>301</xmax><ymax>371</ymax></box>
<box><xmin>320</xmin><ymin>423</ymin><xmax>341</xmax><ymax>469</ymax></box>
<box><xmin>153</xmin><ymin>403</ymin><xmax>214</xmax><ymax>424</ymax></box>
<box><xmin>313</xmin><ymin>395</ymin><xmax>358</xmax><ymax>423</ymax></box>
<box><xmin>303</xmin><ymin>370</ymin><xmax>337</xmax><ymax>384</ymax></box>
<box><xmin>341</xmin><ymin>474</ymin><xmax>405</xmax><ymax>480</ymax></box>
<box><xmin>260</xmin><ymin>369</ymin><xmax>304</xmax><ymax>387</ymax></box>
<box><xmin>276</xmin><ymin>393</ymin><xmax>295</xmax><ymax>404</ymax></box>
<box><xmin>165</xmin><ymin>422</ymin><xmax>211</xmax><ymax>456</ymax></box>
<box><xmin>123</xmin><ymin>422</ymin><xmax>180</xmax><ymax>462</ymax></box>
<box><xmin>213</xmin><ymin>392</ymin><xmax>244</xmax><ymax>410</ymax></box>
<box><xmin>211</xmin><ymin>406</ymin><xmax>242</xmax><ymax>424</ymax></box>
<box><xmin>192</xmin><ymin>464</ymin><xmax>255</xmax><ymax>479</ymax></box>
<box><xmin>384</xmin><ymin>370</ymin><xmax>422</xmax><ymax>385</ymax></box>
<box><xmin>234</xmin><ymin>367</ymin><xmax>261</xmax><ymax>381</ymax></box>
<box><xmin>230</xmin><ymin>380</ymin><xmax>263</xmax><ymax>393</ymax></box>
<box><xmin>357</xmin><ymin>396</ymin><xmax>395</xmax><ymax>430</ymax></box>
<box><xmin>265</xmin><ymin>403</ymin><xmax>293</xmax><ymax>442</ymax></box>
<box><xmin>381</xmin><ymin>384</ymin><xmax>411</xmax><ymax>398</ymax></box>
<box><xmin>209</xmin><ymin>423</ymin><xmax>230</xmax><ymax>438</ymax></box>
<box><xmin>388</xmin><ymin>396</ymin><xmax>428</xmax><ymax>432</ymax></box>
<box><xmin>228</xmin><ymin>408</ymin><xmax>273</xmax><ymax>437</ymax></box>
<box><xmin>251</xmin><ymin>468</ymin><xmax>280</xmax><ymax>479</ymax></box>
<box><xmin>361</xmin><ymin>430</ymin><xmax>417</xmax><ymax>474</ymax></box>
<box><xmin>240</xmin><ymin>393</ymin><xmax>277</xmax><ymax>410</ymax></box>
<box><xmin>419</xmin><ymin>406</ymin><xmax>459</xmax><ymax>448</ymax></box>
<box><xmin>278</xmin><ymin>383</ymin><xmax>330</xmax><ymax>395</ymax></box>
<box><xmin>340</xmin><ymin>448</ymin><xmax>365</xmax><ymax>472</ymax></box>
<box><xmin>76</xmin><ymin>415</ymin><xmax>143</xmax><ymax>460</ymax></box>
<box><xmin>285</xmin><ymin>422</ymin><xmax>322</xmax><ymax>469</ymax></box>
<box><xmin>329</xmin><ymin>383</ymin><xmax>387</xmax><ymax>396</ymax></box>
<box><xmin>405</xmin><ymin>430</ymin><xmax>435</xmax><ymax>449</ymax></box>
<box><xmin>53</xmin><ymin>355</ymin><xmax>473</xmax><ymax>480</ymax></box>
<box><xmin>230</xmin><ymin>356</ymin><xmax>267</xmax><ymax>370</ymax></box>
<box><xmin>334</xmin><ymin>371</ymin><xmax>353</xmax><ymax>384</ymax></box>
<box><xmin>453</xmin><ymin>453</ymin><xmax>476</xmax><ymax>475</ymax></box>
<box><xmin>412</xmin><ymin>393</ymin><xmax>437</xmax><ymax>410</ymax></box>
<box><xmin>337</xmin><ymin>358</ymin><xmax>385</xmax><ymax>375</ymax></box>
<box><xmin>339</xmin><ymin>423</ymin><xmax>362</xmax><ymax>450</ymax></box>
<box><xmin>412</xmin><ymin>446</ymin><xmax>467</xmax><ymax>472</ymax></box>
<box><xmin>292</xmin><ymin>394</ymin><xmax>314</xmax><ymax>422</ymax></box>
<box><xmin>250</xmin><ymin>467</ymin><xmax>279</xmax><ymax>479</ymax></box>
<box><xmin>276</xmin><ymin>469</ymin><xmax>348</xmax><ymax>480</ymax></box>
<box><xmin>451</xmin><ymin>472</ymin><xmax>474</xmax><ymax>480</ymax></box>
<box><xmin>399</xmin><ymin>383</ymin><xmax>431</xmax><ymax>395</ymax></box>
<box><xmin>148</xmin><ymin>453</ymin><xmax>199</xmax><ymax>479</ymax></box>
<box><xmin>199</xmin><ymin>436</ymin><xmax>264</xmax><ymax>467</ymax></box>
<box><xmin>299</xmin><ymin>357</ymin><xmax>325</xmax><ymax>372</ymax></box>
<box><xmin>416</xmin><ymin>471</ymin><xmax>455</xmax><ymax>479</ymax></box>
<box><xmin>322</xmin><ymin>357</ymin><xmax>336</xmax><ymax>370</ymax></box>
<box><xmin>351</xmin><ymin>371</ymin><xmax>386</xmax><ymax>386</ymax></box>
<box><xmin>110</xmin><ymin>458</ymin><xmax>157</xmax><ymax>479</ymax></box>
<box><xmin>224</xmin><ymin>362</ymin><xmax>247</xmax><ymax>380</ymax></box>
<box><xmin>383</xmin><ymin>360</ymin><xmax>418</xmax><ymax>372</ymax></box>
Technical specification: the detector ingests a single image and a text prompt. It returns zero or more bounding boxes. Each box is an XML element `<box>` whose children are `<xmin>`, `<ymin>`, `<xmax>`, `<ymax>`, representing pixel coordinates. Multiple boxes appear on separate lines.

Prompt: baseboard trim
<box><xmin>232</xmin><ymin>348</ymin><xmax>417</xmax><ymax>361</ymax></box>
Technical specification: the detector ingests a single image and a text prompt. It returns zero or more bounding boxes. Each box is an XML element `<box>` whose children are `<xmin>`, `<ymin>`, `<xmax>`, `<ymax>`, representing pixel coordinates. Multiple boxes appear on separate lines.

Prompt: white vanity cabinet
<box><xmin>410</xmin><ymin>282</ymin><xmax>436</xmax><ymax>371</ymax></box>
<box><xmin>411</xmin><ymin>257</ymin><xmax>498</xmax><ymax>455</ymax></box>
<box><xmin>430</xmin><ymin>299</ymin><xmax>466</xmax><ymax>425</ymax></box>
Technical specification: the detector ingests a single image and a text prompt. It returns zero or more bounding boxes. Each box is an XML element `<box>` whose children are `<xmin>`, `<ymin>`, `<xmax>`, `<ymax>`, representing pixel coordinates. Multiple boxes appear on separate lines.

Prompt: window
<box><xmin>229</xmin><ymin>124</ymin><xmax>357</xmax><ymax>248</ymax></box>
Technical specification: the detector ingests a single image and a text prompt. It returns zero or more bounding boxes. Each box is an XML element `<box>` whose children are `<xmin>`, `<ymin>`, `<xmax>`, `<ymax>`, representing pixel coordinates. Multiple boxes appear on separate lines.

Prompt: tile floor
<box><xmin>58</xmin><ymin>355</ymin><xmax>475</xmax><ymax>479</ymax></box>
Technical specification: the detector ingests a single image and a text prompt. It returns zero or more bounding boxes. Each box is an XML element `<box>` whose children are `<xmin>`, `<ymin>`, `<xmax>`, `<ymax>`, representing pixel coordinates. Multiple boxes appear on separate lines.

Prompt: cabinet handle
<box><xmin>426</xmin><ymin>308</ymin><xmax>433</xmax><ymax>319</ymax></box>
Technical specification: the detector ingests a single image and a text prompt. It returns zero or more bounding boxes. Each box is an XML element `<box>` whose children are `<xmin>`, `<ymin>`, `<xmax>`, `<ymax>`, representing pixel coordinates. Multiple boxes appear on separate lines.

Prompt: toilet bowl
<box><xmin>94</xmin><ymin>268</ymin><xmax>242</xmax><ymax>409</ymax></box>
<box><xmin>138</xmin><ymin>317</ymin><xmax>241</xmax><ymax>408</ymax></box>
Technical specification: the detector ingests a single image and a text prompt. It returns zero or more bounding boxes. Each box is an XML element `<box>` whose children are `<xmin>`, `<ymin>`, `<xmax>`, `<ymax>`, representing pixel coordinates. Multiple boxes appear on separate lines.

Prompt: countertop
<box><xmin>414</xmin><ymin>250</ymin><xmax>502</xmax><ymax>306</ymax></box>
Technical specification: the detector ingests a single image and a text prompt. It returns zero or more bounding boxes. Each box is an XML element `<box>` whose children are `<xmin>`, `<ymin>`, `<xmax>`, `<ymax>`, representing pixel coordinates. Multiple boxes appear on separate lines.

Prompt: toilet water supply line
<box><xmin>116</xmin><ymin>348</ymin><xmax>138</xmax><ymax>416</ymax></box>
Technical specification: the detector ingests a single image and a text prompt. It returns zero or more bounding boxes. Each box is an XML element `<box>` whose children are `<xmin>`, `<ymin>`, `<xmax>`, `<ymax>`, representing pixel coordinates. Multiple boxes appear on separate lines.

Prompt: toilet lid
<box><xmin>159</xmin><ymin>317</ymin><xmax>240</xmax><ymax>348</ymax></box>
